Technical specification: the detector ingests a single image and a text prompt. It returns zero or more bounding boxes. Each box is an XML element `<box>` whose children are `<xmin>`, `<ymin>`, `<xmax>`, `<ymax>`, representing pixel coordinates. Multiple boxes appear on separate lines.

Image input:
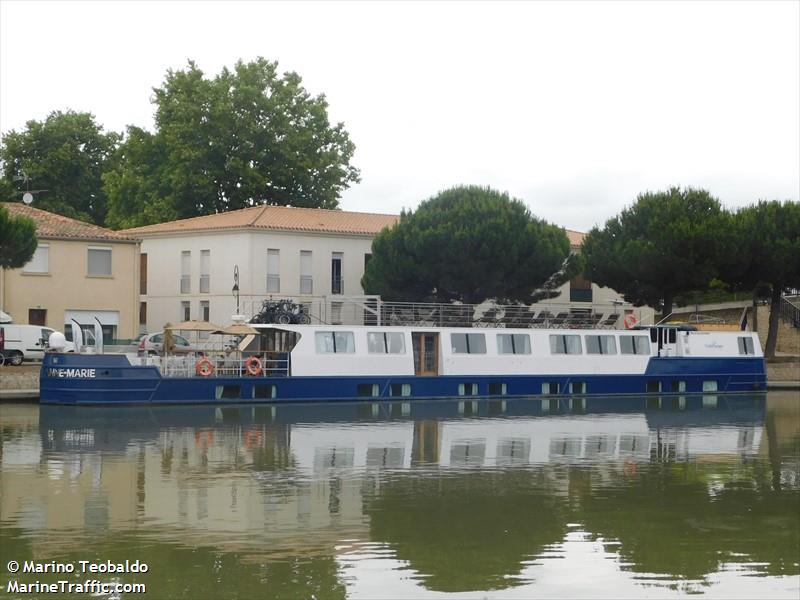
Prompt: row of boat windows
<box><xmin>214</xmin><ymin>380</ymin><xmax>720</xmax><ymax>401</ymax></box>
<box><xmin>356</xmin><ymin>380</ymin><xmax>720</xmax><ymax>398</ymax></box>
<box><xmin>314</xmin><ymin>331</ymin><xmax>652</xmax><ymax>356</ymax></box>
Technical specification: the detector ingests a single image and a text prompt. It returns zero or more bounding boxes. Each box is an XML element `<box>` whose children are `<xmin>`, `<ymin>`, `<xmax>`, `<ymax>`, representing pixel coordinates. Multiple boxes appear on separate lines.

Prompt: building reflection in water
<box><xmin>0</xmin><ymin>393</ymin><xmax>798</xmax><ymax>597</ymax></box>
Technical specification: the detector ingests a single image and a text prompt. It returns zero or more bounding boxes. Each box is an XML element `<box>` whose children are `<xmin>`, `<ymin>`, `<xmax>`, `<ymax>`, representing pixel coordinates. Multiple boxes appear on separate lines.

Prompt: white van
<box><xmin>0</xmin><ymin>324</ymin><xmax>74</xmax><ymax>366</ymax></box>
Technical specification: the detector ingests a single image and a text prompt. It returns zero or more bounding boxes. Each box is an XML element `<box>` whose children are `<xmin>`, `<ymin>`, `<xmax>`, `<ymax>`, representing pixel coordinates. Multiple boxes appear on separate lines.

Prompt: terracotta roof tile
<box><xmin>121</xmin><ymin>204</ymin><xmax>400</xmax><ymax>236</ymax></box>
<box><xmin>565</xmin><ymin>229</ymin><xmax>586</xmax><ymax>248</ymax></box>
<box><xmin>2</xmin><ymin>202</ymin><xmax>139</xmax><ymax>242</ymax></box>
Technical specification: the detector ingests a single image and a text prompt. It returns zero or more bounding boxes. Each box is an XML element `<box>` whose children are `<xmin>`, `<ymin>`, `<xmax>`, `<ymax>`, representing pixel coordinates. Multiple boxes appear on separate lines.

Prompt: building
<box><xmin>124</xmin><ymin>206</ymin><xmax>652</xmax><ymax>332</ymax></box>
<box><xmin>0</xmin><ymin>203</ymin><xmax>141</xmax><ymax>340</ymax></box>
<box><xmin>122</xmin><ymin>205</ymin><xmax>399</xmax><ymax>333</ymax></box>
<box><xmin>540</xmin><ymin>229</ymin><xmax>655</xmax><ymax>325</ymax></box>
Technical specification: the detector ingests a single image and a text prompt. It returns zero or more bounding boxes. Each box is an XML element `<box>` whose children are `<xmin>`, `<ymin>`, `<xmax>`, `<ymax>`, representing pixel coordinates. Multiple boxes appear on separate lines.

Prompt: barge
<box><xmin>39</xmin><ymin>322</ymin><xmax>766</xmax><ymax>405</ymax></box>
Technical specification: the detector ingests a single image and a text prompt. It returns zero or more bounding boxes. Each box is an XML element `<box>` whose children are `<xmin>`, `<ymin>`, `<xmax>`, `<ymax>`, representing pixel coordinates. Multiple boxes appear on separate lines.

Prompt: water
<box><xmin>1</xmin><ymin>393</ymin><xmax>798</xmax><ymax>599</ymax></box>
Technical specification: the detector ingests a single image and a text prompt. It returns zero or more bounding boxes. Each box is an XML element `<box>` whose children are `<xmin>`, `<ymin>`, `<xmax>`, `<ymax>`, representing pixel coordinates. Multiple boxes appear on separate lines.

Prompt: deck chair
<box><xmin>599</xmin><ymin>313</ymin><xmax>620</xmax><ymax>328</ymax></box>
<box><xmin>530</xmin><ymin>310</ymin><xmax>553</xmax><ymax>327</ymax></box>
<box><xmin>476</xmin><ymin>307</ymin><xmax>500</xmax><ymax>327</ymax></box>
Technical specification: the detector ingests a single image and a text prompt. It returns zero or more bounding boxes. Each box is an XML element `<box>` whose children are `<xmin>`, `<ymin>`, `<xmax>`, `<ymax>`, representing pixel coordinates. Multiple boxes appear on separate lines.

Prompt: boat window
<box><xmin>215</xmin><ymin>385</ymin><xmax>241</xmax><ymax>400</ymax></box>
<box><xmin>458</xmin><ymin>382</ymin><xmax>479</xmax><ymax>396</ymax></box>
<box><xmin>737</xmin><ymin>336</ymin><xmax>755</xmax><ymax>355</ymax></box>
<box><xmin>367</xmin><ymin>331</ymin><xmax>406</xmax><ymax>354</ymax></box>
<box><xmin>569</xmin><ymin>381</ymin><xmax>587</xmax><ymax>394</ymax></box>
<box><xmin>671</xmin><ymin>380</ymin><xmax>687</xmax><ymax>393</ymax></box>
<box><xmin>585</xmin><ymin>335</ymin><xmax>617</xmax><ymax>355</ymax></box>
<box><xmin>549</xmin><ymin>334</ymin><xmax>582</xmax><ymax>355</ymax></box>
<box><xmin>315</xmin><ymin>331</ymin><xmax>355</xmax><ymax>353</ymax></box>
<box><xmin>668</xmin><ymin>328</ymin><xmax>677</xmax><ymax>344</ymax></box>
<box><xmin>389</xmin><ymin>383</ymin><xmax>411</xmax><ymax>397</ymax></box>
<box><xmin>703</xmin><ymin>380</ymin><xmax>718</xmax><ymax>392</ymax></box>
<box><xmin>357</xmin><ymin>383</ymin><xmax>380</xmax><ymax>397</ymax></box>
<box><xmin>620</xmin><ymin>335</ymin><xmax>650</xmax><ymax>355</ymax></box>
<box><xmin>451</xmin><ymin>333</ymin><xmax>486</xmax><ymax>354</ymax></box>
<box><xmin>252</xmin><ymin>384</ymin><xmax>277</xmax><ymax>399</ymax></box>
<box><xmin>646</xmin><ymin>380</ymin><xmax>661</xmax><ymax>393</ymax></box>
<box><xmin>497</xmin><ymin>333</ymin><xmax>531</xmax><ymax>355</ymax></box>
<box><xmin>542</xmin><ymin>382</ymin><xmax>560</xmax><ymax>394</ymax></box>
<box><xmin>488</xmin><ymin>382</ymin><xmax>507</xmax><ymax>396</ymax></box>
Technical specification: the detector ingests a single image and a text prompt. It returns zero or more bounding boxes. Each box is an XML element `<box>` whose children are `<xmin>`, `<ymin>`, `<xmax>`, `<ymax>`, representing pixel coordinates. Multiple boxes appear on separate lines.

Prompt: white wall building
<box><xmin>123</xmin><ymin>205</ymin><xmax>398</xmax><ymax>333</ymax></box>
<box><xmin>125</xmin><ymin>206</ymin><xmax>652</xmax><ymax>333</ymax></box>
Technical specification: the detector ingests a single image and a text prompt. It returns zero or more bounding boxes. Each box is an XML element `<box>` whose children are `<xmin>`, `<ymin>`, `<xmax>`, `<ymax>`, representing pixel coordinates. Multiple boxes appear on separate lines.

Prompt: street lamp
<box><xmin>232</xmin><ymin>264</ymin><xmax>240</xmax><ymax>316</ymax></box>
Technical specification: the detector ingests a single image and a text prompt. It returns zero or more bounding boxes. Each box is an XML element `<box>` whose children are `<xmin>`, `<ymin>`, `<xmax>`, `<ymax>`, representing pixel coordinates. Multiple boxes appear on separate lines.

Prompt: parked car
<box><xmin>0</xmin><ymin>324</ymin><xmax>74</xmax><ymax>366</ymax></box>
<box><xmin>136</xmin><ymin>332</ymin><xmax>202</xmax><ymax>355</ymax></box>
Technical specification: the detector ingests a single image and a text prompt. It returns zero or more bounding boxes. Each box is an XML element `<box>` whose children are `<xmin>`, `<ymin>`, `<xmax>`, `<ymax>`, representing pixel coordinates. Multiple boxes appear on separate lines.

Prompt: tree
<box><xmin>0</xmin><ymin>204</ymin><xmax>37</xmax><ymax>269</ymax></box>
<box><xmin>582</xmin><ymin>187</ymin><xmax>729</xmax><ymax>318</ymax></box>
<box><xmin>361</xmin><ymin>185</ymin><xmax>571</xmax><ymax>304</ymax></box>
<box><xmin>0</xmin><ymin>111</ymin><xmax>120</xmax><ymax>225</ymax></box>
<box><xmin>105</xmin><ymin>58</ymin><xmax>360</xmax><ymax>229</ymax></box>
<box><xmin>723</xmin><ymin>201</ymin><xmax>800</xmax><ymax>358</ymax></box>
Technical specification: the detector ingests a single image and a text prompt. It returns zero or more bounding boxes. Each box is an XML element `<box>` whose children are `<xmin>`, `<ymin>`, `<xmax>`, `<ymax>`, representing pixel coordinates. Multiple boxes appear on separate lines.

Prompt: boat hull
<box><xmin>39</xmin><ymin>353</ymin><xmax>767</xmax><ymax>405</ymax></box>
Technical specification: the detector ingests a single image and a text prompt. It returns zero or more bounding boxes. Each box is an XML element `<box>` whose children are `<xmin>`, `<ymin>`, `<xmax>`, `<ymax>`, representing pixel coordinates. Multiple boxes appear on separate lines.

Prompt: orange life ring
<box><xmin>195</xmin><ymin>357</ymin><xmax>215</xmax><ymax>377</ymax></box>
<box><xmin>245</xmin><ymin>356</ymin><xmax>263</xmax><ymax>376</ymax></box>
<box><xmin>624</xmin><ymin>314</ymin><xmax>638</xmax><ymax>329</ymax></box>
<box><xmin>244</xmin><ymin>428</ymin><xmax>263</xmax><ymax>449</ymax></box>
<box><xmin>195</xmin><ymin>429</ymin><xmax>215</xmax><ymax>447</ymax></box>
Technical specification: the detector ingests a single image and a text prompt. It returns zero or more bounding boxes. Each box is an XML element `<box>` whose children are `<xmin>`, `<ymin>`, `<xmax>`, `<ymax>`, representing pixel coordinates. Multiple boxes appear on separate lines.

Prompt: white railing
<box><xmin>139</xmin><ymin>354</ymin><xmax>290</xmax><ymax>378</ymax></box>
<box><xmin>239</xmin><ymin>295</ymin><xmax>639</xmax><ymax>329</ymax></box>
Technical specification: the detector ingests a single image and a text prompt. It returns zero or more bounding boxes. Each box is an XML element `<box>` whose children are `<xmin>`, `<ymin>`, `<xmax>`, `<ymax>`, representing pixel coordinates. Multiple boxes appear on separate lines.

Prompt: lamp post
<box><xmin>232</xmin><ymin>265</ymin><xmax>240</xmax><ymax>316</ymax></box>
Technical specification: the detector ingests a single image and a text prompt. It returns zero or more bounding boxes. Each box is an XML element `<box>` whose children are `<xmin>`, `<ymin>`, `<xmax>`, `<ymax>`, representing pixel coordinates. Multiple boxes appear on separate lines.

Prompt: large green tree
<box><xmin>722</xmin><ymin>200</ymin><xmax>800</xmax><ymax>358</ymax></box>
<box><xmin>361</xmin><ymin>185</ymin><xmax>571</xmax><ymax>304</ymax></box>
<box><xmin>0</xmin><ymin>111</ymin><xmax>120</xmax><ymax>225</ymax></box>
<box><xmin>582</xmin><ymin>187</ymin><xmax>729</xmax><ymax>318</ymax></box>
<box><xmin>105</xmin><ymin>58</ymin><xmax>360</xmax><ymax>229</ymax></box>
<box><xmin>0</xmin><ymin>204</ymin><xmax>37</xmax><ymax>269</ymax></box>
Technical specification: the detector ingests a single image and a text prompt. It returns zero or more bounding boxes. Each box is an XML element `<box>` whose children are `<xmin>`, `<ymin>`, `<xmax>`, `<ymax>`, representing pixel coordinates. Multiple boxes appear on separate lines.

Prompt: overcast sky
<box><xmin>1</xmin><ymin>0</ymin><xmax>798</xmax><ymax>231</ymax></box>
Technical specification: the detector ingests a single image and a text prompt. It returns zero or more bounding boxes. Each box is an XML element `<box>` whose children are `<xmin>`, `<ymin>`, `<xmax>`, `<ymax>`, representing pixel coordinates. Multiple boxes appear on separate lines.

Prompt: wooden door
<box><xmin>412</xmin><ymin>332</ymin><xmax>439</xmax><ymax>376</ymax></box>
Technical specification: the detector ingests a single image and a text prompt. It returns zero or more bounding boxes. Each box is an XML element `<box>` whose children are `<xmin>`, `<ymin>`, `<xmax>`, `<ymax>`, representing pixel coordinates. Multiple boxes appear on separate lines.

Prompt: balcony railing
<box><xmin>780</xmin><ymin>295</ymin><xmax>800</xmax><ymax>329</ymax></box>
<box><xmin>331</xmin><ymin>276</ymin><xmax>344</xmax><ymax>295</ymax></box>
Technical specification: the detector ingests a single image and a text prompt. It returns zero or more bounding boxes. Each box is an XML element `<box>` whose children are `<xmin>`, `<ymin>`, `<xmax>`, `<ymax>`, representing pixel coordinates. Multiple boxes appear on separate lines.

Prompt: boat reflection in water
<box><xmin>1</xmin><ymin>393</ymin><xmax>798</xmax><ymax>599</ymax></box>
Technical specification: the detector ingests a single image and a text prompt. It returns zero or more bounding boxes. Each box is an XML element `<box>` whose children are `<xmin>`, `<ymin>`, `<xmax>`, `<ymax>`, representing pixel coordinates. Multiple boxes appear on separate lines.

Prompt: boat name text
<box><xmin>48</xmin><ymin>368</ymin><xmax>96</xmax><ymax>378</ymax></box>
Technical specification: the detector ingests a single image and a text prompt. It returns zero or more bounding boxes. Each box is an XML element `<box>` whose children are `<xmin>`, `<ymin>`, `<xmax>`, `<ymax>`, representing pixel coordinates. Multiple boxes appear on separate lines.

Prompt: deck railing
<box><xmin>239</xmin><ymin>295</ymin><xmax>640</xmax><ymax>329</ymax></box>
<box><xmin>138</xmin><ymin>354</ymin><xmax>290</xmax><ymax>378</ymax></box>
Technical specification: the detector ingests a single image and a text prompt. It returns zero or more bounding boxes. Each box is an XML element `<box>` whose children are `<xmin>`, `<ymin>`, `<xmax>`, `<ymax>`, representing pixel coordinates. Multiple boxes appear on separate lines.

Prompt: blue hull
<box><xmin>39</xmin><ymin>353</ymin><xmax>767</xmax><ymax>405</ymax></box>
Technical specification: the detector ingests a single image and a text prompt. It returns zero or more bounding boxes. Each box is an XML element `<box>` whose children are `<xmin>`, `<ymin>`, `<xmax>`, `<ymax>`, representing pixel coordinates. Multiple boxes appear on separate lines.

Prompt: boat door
<box><xmin>412</xmin><ymin>332</ymin><xmax>439</xmax><ymax>376</ymax></box>
<box><xmin>650</xmin><ymin>327</ymin><xmax>678</xmax><ymax>357</ymax></box>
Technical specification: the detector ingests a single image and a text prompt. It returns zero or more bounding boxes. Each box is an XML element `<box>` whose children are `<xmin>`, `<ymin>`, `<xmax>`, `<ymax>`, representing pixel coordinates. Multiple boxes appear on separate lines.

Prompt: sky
<box><xmin>1</xmin><ymin>0</ymin><xmax>798</xmax><ymax>232</ymax></box>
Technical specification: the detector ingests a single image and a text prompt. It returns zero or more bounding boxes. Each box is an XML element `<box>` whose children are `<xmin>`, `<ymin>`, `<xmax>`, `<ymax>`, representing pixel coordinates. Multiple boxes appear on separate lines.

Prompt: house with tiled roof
<box><xmin>0</xmin><ymin>203</ymin><xmax>141</xmax><ymax>340</ymax></box>
<box><xmin>121</xmin><ymin>204</ymin><xmax>644</xmax><ymax>331</ymax></box>
<box><xmin>120</xmin><ymin>205</ymin><xmax>399</xmax><ymax>332</ymax></box>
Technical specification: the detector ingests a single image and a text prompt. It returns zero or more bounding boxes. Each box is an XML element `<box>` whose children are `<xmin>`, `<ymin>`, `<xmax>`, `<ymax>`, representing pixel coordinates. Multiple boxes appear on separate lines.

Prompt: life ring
<box><xmin>195</xmin><ymin>357</ymin><xmax>215</xmax><ymax>377</ymax></box>
<box><xmin>624</xmin><ymin>314</ymin><xmax>638</xmax><ymax>329</ymax></box>
<box><xmin>195</xmin><ymin>429</ymin><xmax>215</xmax><ymax>447</ymax></box>
<box><xmin>244</xmin><ymin>428</ymin><xmax>263</xmax><ymax>449</ymax></box>
<box><xmin>245</xmin><ymin>356</ymin><xmax>263</xmax><ymax>376</ymax></box>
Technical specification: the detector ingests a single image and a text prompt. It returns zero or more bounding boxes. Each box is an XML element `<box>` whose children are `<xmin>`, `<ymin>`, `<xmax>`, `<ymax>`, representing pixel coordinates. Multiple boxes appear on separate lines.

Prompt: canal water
<box><xmin>1</xmin><ymin>392</ymin><xmax>798</xmax><ymax>599</ymax></box>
